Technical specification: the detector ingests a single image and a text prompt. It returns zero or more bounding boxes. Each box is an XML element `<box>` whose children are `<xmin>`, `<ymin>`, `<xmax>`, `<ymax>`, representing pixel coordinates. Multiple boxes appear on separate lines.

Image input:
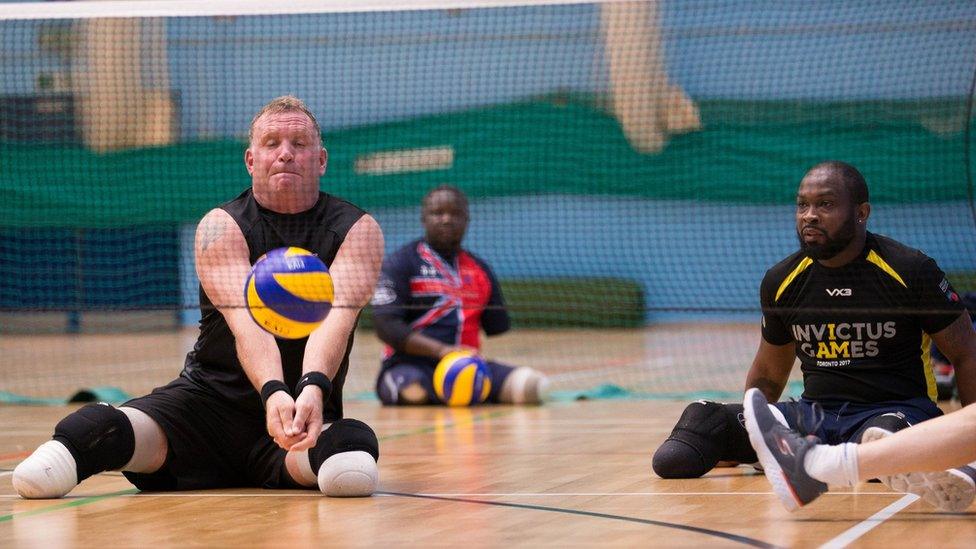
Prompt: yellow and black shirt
<box><xmin>760</xmin><ymin>232</ymin><xmax>964</xmax><ymax>404</ymax></box>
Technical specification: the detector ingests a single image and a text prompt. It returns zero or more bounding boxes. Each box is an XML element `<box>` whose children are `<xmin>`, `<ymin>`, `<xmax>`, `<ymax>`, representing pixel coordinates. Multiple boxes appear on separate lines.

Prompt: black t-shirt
<box><xmin>760</xmin><ymin>232</ymin><xmax>964</xmax><ymax>404</ymax></box>
<box><xmin>182</xmin><ymin>188</ymin><xmax>365</xmax><ymax>416</ymax></box>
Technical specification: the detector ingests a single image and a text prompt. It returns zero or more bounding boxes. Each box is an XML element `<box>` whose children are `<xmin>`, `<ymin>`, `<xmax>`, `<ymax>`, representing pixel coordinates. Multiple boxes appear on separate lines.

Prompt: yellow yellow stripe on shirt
<box><xmin>866</xmin><ymin>250</ymin><xmax>907</xmax><ymax>288</ymax></box>
<box><xmin>775</xmin><ymin>257</ymin><xmax>813</xmax><ymax>302</ymax></box>
<box><xmin>921</xmin><ymin>333</ymin><xmax>937</xmax><ymax>403</ymax></box>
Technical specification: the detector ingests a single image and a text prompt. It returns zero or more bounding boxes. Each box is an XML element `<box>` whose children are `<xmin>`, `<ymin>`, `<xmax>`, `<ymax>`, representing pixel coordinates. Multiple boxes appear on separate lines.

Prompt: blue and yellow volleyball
<box><xmin>434</xmin><ymin>352</ymin><xmax>492</xmax><ymax>406</ymax></box>
<box><xmin>245</xmin><ymin>247</ymin><xmax>333</xmax><ymax>339</ymax></box>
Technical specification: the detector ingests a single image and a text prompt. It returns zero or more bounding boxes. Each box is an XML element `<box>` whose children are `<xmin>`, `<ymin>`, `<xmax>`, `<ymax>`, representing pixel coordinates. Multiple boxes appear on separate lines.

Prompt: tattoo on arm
<box><xmin>199</xmin><ymin>215</ymin><xmax>225</xmax><ymax>251</ymax></box>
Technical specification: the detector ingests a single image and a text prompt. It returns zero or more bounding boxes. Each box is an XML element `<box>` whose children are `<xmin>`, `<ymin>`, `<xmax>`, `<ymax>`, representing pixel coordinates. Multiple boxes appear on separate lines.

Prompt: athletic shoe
<box><xmin>743</xmin><ymin>388</ymin><xmax>828</xmax><ymax>511</ymax></box>
<box><xmin>862</xmin><ymin>427</ymin><xmax>976</xmax><ymax>512</ymax></box>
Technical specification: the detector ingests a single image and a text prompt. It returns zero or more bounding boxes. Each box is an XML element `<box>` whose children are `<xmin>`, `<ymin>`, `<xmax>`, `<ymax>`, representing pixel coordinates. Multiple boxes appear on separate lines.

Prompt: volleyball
<box><xmin>433</xmin><ymin>351</ymin><xmax>492</xmax><ymax>406</ymax></box>
<box><xmin>245</xmin><ymin>247</ymin><xmax>333</xmax><ymax>339</ymax></box>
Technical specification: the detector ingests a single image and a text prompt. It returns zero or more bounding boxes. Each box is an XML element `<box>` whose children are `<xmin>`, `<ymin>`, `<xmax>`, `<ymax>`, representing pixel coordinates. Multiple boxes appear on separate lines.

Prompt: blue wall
<box><xmin>166</xmin><ymin>5</ymin><xmax>606</xmax><ymax>138</ymax></box>
<box><xmin>5</xmin><ymin>2</ymin><xmax>974</xmax><ymax>136</ymax></box>
<box><xmin>664</xmin><ymin>1</ymin><xmax>976</xmax><ymax>100</ymax></box>
<box><xmin>168</xmin><ymin>1</ymin><xmax>976</xmax><ymax>137</ymax></box>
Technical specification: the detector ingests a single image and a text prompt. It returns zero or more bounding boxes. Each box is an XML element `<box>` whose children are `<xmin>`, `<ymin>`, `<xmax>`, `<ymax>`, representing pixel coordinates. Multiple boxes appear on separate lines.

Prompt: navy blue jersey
<box><xmin>371</xmin><ymin>239</ymin><xmax>509</xmax><ymax>369</ymax></box>
<box><xmin>761</xmin><ymin>232</ymin><xmax>964</xmax><ymax>404</ymax></box>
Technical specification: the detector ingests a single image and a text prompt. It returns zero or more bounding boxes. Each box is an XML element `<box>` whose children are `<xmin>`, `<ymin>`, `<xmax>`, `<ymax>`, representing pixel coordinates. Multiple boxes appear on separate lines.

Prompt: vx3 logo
<box><xmin>826</xmin><ymin>288</ymin><xmax>852</xmax><ymax>297</ymax></box>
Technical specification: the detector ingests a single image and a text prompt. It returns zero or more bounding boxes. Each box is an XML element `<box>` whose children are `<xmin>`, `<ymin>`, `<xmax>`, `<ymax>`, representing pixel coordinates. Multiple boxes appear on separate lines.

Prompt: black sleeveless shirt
<box><xmin>182</xmin><ymin>188</ymin><xmax>366</xmax><ymax>417</ymax></box>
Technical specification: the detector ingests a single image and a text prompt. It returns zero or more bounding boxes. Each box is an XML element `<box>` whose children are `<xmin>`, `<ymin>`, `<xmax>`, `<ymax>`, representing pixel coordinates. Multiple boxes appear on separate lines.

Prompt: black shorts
<box><xmin>376</xmin><ymin>360</ymin><xmax>516</xmax><ymax>405</ymax></box>
<box><xmin>121</xmin><ymin>377</ymin><xmax>300</xmax><ymax>491</ymax></box>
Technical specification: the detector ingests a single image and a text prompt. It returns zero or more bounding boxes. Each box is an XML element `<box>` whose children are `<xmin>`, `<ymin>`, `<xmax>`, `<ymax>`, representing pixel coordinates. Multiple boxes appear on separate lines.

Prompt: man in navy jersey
<box><xmin>14</xmin><ymin>96</ymin><xmax>384</xmax><ymax>499</ymax></box>
<box><xmin>653</xmin><ymin>161</ymin><xmax>976</xmax><ymax>507</ymax></box>
<box><xmin>371</xmin><ymin>185</ymin><xmax>548</xmax><ymax>405</ymax></box>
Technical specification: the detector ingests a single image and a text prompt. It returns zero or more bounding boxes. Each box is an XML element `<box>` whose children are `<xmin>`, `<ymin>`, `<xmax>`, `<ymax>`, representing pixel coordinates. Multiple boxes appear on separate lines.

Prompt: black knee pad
<box><xmin>855</xmin><ymin>412</ymin><xmax>911</xmax><ymax>442</ymax></box>
<box><xmin>309</xmin><ymin>419</ymin><xmax>379</xmax><ymax>471</ymax></box>
<box><xmin>720</xmin><ymin>403</ymin><xmax>759</xmax><ymax>465</ymax></box>
<box><xmin>53</xmin><ymin>403</ymin><xmax>135</xmax><ymax>481</ymax></box>
<box><xmin>652</xmin><ymin>401</ymin><xmax>756</xmax><ymax>479</ymax></box>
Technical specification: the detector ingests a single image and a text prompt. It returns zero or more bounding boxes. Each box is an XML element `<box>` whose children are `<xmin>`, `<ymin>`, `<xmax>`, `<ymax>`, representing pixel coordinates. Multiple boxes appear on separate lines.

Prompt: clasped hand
<box><xmin>265</xmin><ymin>386</ymin><xmax>324</xmax><ymax>451</ymax></box>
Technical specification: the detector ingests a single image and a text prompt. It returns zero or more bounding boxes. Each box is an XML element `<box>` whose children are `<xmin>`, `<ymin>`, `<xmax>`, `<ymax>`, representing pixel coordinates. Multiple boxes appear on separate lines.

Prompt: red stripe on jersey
<box><xmin>407</xmin><ymin>243</ymin><xmax>493</xmax><ymax>350</ymax></box>
<box><xmin>457</xmin><ymin>252</ymin><xmax>491</xmax><ymax>348</ymax></box>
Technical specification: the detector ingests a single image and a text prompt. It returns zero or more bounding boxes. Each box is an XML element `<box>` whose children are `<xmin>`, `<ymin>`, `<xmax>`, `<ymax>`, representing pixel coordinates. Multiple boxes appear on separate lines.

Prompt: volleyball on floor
<box><xmin>434</xmin><ymin>351</ymin><xmax>492</xmax><ymax>406</ymax></box>
<box><xmin>245</xmin><ymin>247</ymin><xmax>333</xmax><ymax>339</ymax></box>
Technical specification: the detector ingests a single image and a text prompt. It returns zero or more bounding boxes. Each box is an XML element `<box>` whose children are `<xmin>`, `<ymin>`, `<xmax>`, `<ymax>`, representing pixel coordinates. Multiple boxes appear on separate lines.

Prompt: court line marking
<box><xmin>0</xmin><ymin>451</ymin><xmax>31</xmax><ymax>462</ymax></box>
<box><xmin>379</xmin><ymin>491</ymin><xmax>782</xmax><ymax>548</ymax></box>
<box><xmin>0</xmin><ymin>490</ymin><xmax>905</xmax><ymax>499</ymax></box>
<box><xmin>818</xmin><ymin>494</ymin><xmax>920</xmax><ymax>549</ymax></box>
<box><xmin>0</xmin><ymin>408</ymin><xmax>511</xmax><ymax>521</ymax></box>
<box><xmin>0</xmin><ymin>489</ymin><xmax>139</xmax><ymax>523</ymax></box>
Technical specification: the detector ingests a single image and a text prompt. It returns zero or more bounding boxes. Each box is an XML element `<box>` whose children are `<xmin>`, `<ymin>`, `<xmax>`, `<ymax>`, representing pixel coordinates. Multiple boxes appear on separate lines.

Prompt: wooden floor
<box><xmin>1</xmin><ymin>327</ymin><xmax>974</xmax><ymax>547</ymax></box>
<box><xmin>0</xmin><ymin>324</ymin><xmax>763</xmax><ymax>399</ymax></box>
<box><xmin>2</xmin><ymin>401</ymin><xmax>974</xmax><ymax>548</ymax></box>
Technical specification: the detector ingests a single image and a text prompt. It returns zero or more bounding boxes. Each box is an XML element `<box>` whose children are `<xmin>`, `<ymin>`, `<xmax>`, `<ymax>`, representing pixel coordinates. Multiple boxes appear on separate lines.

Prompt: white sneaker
<box><xmin>862</xmin><ymin>427</ymin><xmax>976</xmax><ymax>512</ymax></box>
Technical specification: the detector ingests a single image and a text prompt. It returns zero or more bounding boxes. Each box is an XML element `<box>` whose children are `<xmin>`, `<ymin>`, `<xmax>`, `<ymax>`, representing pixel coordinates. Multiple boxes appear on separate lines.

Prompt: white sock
<box><xmin>803</xmin><ymin>443</ymin><xmax>860</xmax><ymax>487</ymax></box>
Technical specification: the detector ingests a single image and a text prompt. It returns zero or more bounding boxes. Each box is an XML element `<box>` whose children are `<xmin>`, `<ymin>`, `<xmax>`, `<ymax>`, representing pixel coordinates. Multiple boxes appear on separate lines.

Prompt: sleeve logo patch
<box><xmin>370</xmin><ymin>276</ymin><xmax>398</xmax><ymax>306</ymax></box>
<box><xmin>940</xmin><ymin>278</ymin><xmax>959</xmax><ymax>302</ymax></box>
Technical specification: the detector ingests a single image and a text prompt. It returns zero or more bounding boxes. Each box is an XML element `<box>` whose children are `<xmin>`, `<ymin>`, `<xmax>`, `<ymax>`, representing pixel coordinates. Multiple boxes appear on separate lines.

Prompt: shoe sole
<box><xmin>743</xmin><ymin>389</ymin><xmax>802</xmax><ymax>512</ymax></box>
<box><xmin>862</xmin><ymin>427</ymin><xmax>975</xmax><ymax>512</ymax></box>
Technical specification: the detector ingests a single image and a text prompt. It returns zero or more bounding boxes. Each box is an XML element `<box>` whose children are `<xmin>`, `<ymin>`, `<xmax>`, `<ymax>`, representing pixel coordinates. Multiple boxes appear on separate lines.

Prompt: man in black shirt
<box><xmin>14</xmin><ymin>96</ymin><xmax>384</xmax><ymax>498</ymax></box>
<box><xmin>653</xmin><ymin>162</ymin><xmax>976</xmax><ymax>506</ymax></box>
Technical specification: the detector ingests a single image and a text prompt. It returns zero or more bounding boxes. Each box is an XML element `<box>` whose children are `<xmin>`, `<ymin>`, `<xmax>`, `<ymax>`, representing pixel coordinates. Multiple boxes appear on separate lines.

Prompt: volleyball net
<box><xmin>2</xmin><ymin>0</ymin><xmax>975</xmax><ymax>400</ymax></box>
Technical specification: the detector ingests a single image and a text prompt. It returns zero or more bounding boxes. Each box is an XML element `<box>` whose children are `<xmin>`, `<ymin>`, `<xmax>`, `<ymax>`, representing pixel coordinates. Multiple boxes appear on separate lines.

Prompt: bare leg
<box><xmin>858</xmin><ymin>403</ymin><xmax>976</xmax><ymax>479</ymax></box>
<box><xmin>118</xmin><ymin>407</ymin><xmax>168</xmax><ymax>473</ymax></box>
<box><xmin>285</xmin><ymin>449</ymin><xmax>317</xmax><ymax>487</ymax></box>
<box><xmin>14</xmin><ymin>404</ymin><xmax>168</xmax><ymax>498</ymax></box>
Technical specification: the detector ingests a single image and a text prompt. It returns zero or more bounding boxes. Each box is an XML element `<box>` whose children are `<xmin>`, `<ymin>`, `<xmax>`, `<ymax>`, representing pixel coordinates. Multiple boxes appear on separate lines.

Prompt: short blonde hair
<box><xmin>248</xmin><ymin>95</ymin><xmax>322</xmax><ymax>144</ymax></box>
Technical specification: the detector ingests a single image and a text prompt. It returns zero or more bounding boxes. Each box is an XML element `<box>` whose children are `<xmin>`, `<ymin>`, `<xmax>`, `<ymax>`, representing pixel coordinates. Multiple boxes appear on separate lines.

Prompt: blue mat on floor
<box><xmin>0</xmin><ymin>386</ymin><xmax>132</xmax><ymax>406</ymax></box>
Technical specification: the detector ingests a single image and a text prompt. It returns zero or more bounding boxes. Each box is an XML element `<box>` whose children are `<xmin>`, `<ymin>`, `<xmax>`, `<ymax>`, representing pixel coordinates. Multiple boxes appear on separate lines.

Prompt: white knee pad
<box><xmin>317</xmin><ymin>451</ymin><xmax>378</xmax><ymax>497</ymax></box>
<box><xmin>13</xmin><ymin>440</ymin><xmax>78</xmax><ymax>499</ymax></box>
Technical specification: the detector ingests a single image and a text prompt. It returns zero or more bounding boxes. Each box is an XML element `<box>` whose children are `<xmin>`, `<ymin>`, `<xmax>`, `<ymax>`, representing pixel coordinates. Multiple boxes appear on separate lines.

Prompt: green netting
<box><xmin>3</xmin><ymin>98</ymin><xmax>973</xmax><ymax>227</ymax></box>
<box><xmin>359</xmin><ymin>276</ymin><xmax>645</xmax><ymax>330</ymax></box>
